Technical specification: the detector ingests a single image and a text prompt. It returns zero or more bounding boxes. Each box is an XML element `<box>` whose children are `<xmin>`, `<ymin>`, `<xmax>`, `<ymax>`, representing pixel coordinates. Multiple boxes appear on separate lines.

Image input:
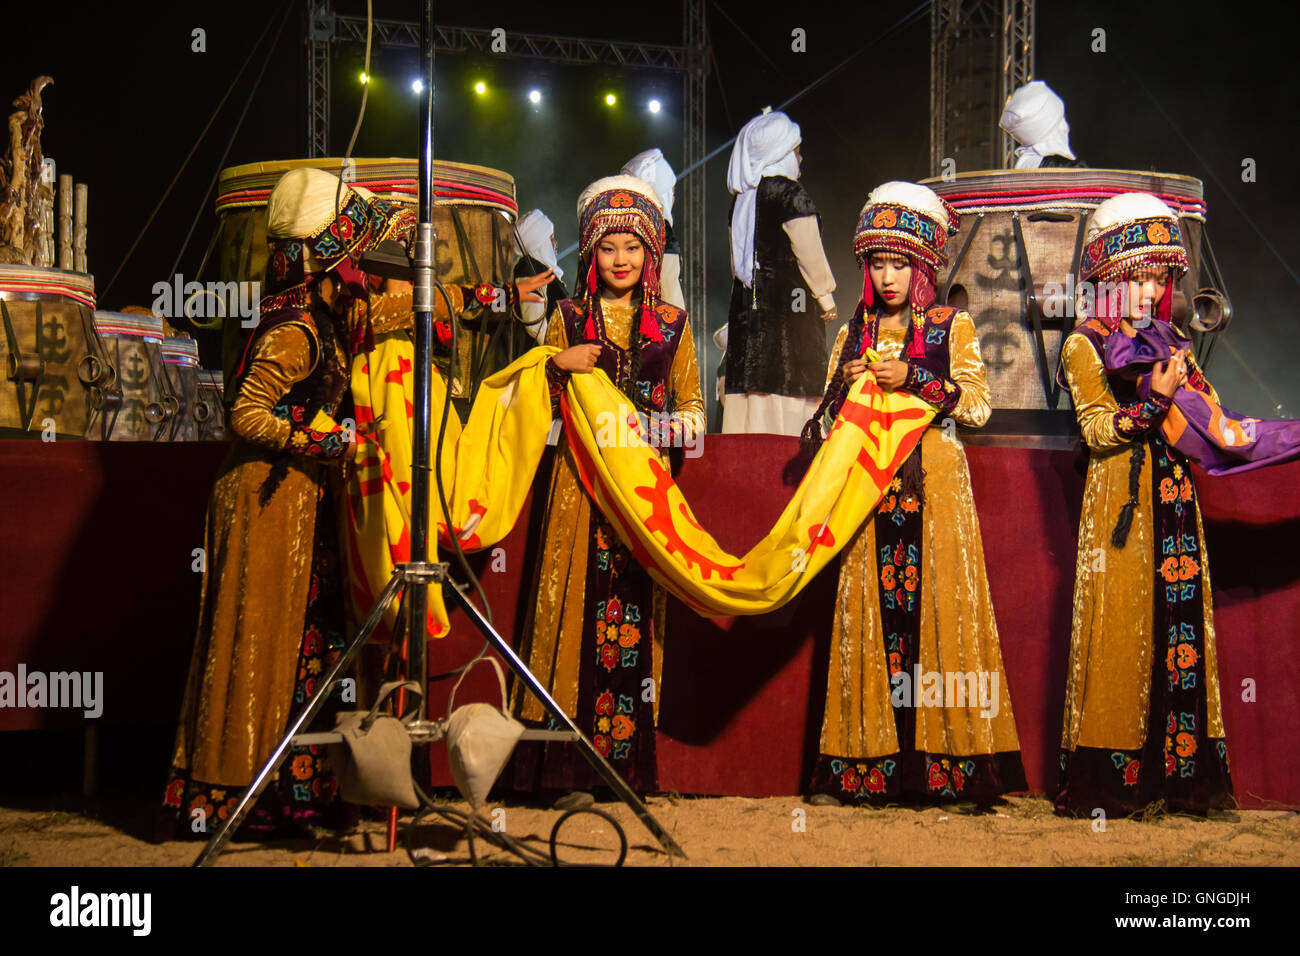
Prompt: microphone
<box><xmin>357</xmin><ymin>239</ymin><xmax>414</xmax><ymax>281</ymax></box>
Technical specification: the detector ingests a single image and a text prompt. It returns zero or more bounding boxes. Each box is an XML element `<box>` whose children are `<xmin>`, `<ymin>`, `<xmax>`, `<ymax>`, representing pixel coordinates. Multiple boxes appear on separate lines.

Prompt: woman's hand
<box><xmin>1152</xmin><ymin>349</ymin><xmax>1188</xmax><ymax>398</ymax></box>
<box><xmin>553</xmin><ymin>343</ymin><xmax>602</xmax><ymax>373</ymax></box>
<box><xmin>515</xmin><ymin>269</ymin><xmax>555</xmax><ymax>304</ymax></box>
<box><xmin>867</xmin><ymin>359</ymin><xmax>908</xmax><ymax>390</ymax></box>
<box><xmin>842</xmin><ymin>356</ymin><xmax>874</xmax><ymax>385</ymax></box>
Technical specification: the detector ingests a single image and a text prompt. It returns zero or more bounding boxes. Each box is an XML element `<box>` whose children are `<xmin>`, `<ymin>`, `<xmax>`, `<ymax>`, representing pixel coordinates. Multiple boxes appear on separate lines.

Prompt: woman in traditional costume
<box><xmin>511</xmin><ymin>175</ymin><xmax>705</xmax><ymax>807</ymax></box>
<box><xmin>803</xmin><ymin>181</ymin><xmax>1026</xmax><ymax>806</ymax></box>
<box><xmin>158</xmin><ymin>168</ymin><xmax>417</xmax><ymax>839</ymax></box>
<box><xmin>722</xmin><ymin>108</ymin><xmax>838</xmax><ymax>436</ymax></box>
<box><xmin>1055</xmin><ymin>192</ymin><xmax>1233</xmax><ymax>817</ymax></box>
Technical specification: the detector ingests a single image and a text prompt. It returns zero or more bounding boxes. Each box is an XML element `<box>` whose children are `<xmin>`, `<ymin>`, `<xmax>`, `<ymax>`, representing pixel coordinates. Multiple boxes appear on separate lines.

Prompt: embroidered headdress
<box><xmin>261</xmin><ymin>167</ymin><xmax>416</xmax><ymax>314</ymax></box>
<box><xmin>1080</xmin><ymin>192</ymin><xmax>1187</xmax><ymax>285</ymax></box>
<box><xmin>575</xmin><ymin>174</ymin><xmax>667</xmax><ymax>341</ymax></box>
<box><xmin>852</xmin><ymin>181</ymin><xmax>960</xmax><ymax>358</ymax></box>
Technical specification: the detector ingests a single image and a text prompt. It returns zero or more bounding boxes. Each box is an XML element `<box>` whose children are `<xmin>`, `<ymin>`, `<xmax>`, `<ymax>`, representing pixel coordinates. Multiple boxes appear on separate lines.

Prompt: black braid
<box><xmin>1111</xmin><ymin>440</ymin><xmax>1146</xmax><ymax>547</ymax></box>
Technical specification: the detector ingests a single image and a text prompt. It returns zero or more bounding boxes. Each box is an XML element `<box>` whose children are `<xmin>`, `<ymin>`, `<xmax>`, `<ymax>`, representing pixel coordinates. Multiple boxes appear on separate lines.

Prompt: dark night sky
<box><xmin>7</xmin><ymin>0</ymin><xmax>1297</xmax><ymax>420</ymax></box>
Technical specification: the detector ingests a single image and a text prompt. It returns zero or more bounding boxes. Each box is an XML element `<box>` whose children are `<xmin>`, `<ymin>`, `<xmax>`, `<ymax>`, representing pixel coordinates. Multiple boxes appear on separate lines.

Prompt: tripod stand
<box><xmin>194</xmin><ymin>0</ymin><xmax>683</xmax><ymax>866</ymax></box>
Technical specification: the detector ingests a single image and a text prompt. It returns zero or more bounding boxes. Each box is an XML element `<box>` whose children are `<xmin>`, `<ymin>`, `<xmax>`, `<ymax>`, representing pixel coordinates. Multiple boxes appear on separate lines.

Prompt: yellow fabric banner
<box><xmin>343</xmin><ymin>340</ymin><xmax>936</xmax><ymax>636</ymax></box>
<box><xmin>558</xmin><ymin>363</ymin><xmax>935</xmax><ymax>619</ymax></box>
<box><xmin>342</xmin><ymin>335</ymin><xmax>556</xmax><ymax>639</ymax></box>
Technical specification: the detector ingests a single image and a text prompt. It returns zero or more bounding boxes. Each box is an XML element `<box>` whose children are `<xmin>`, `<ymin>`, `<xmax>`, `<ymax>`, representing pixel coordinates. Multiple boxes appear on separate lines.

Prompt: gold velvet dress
<box><xmin>811</xmin><ymin>309</ymin><xmax>1026</xmax><ymax>803</ymax></box>
<box><xmin>1055</xmin><ymin>321</ymin><xmax>1232</xmax><ymax>815</ymax></box>
<box><xmin>510</xmin><ymin>298</ymin><xmax>704</xmax><ymax>793</ymax></box>
<box><xmin>160</xmin><ymin>315</ymin><xmax>354</xmax><ymax>839</ymax></box>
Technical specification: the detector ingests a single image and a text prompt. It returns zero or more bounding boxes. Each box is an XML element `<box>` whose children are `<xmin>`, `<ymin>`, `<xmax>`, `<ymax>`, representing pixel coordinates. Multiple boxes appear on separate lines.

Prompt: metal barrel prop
<box><xmin>0</xmin><ymin>264</ymin><xmax>102</xmax><ymax>438</ymax></box>
<box><xmin>160</xmin><ymin>335</ymin><xmax>201</xmax><ymax>440</ymax></box>
<box><xmin>90</xmin><ymin>311</ymin><xmax>170</xmax><ymax>441</ymax></box>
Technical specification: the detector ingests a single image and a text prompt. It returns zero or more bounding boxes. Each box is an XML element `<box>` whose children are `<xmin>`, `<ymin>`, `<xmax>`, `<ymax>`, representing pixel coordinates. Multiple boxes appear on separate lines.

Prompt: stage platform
<box><xmin>1</xmin><ymin>437</ymin><xmax>1297</xmax><ymax>808</ymax></box>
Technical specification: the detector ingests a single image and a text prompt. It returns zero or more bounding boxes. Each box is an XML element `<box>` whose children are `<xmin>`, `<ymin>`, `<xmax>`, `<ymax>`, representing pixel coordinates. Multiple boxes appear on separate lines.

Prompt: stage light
<box><xmin>648</xmin><ymin>99</ymin><xmax>661</xmax><ymax>114</ymax></box>
<box><xmin>359</xmin><ymin>72</ymin><xmax>370</xmax><ymax>85</ymax></box>
<box><xmin>412</xmin><ymin>79</ymin><xmax>423</xmax><ymax>94</ymax></box>
<box><xmin>528</xmin><ymin>89</ymin><xmax>542</xmax><ymax>104</ymax></box>
<box><xmin>474</xmin><ymin>81</ymin><xmax>487</xmax><ymax>95</ymax></box>
<box><xmin>605</xmin><ymin>93</ymin><xmax>617</xmax><ymax>107</ymax></box>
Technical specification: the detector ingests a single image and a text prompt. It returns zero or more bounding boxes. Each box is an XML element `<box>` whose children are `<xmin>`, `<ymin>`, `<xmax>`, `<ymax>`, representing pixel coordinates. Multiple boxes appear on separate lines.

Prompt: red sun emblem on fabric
<box><xmin>934</xmin><ymin>229</ymin><xmax>946</xmax><ymax>250</ymax></box>
<box><xmin>636</xmin><ymin>459</ymin><xmax>744</xmax><ymax>582</ymax></box>
<box><xmin>610</xmin><ymin>192</ymin><xmax>635</xmax><ymax>209</ymax></box>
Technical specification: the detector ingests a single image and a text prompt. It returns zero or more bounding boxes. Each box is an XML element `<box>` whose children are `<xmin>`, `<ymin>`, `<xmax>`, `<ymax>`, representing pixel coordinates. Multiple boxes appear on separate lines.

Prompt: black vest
<box><xmin>725</xmin><ymin>176</ymin><xmax>829</xmax><ymax>397</ymax></box>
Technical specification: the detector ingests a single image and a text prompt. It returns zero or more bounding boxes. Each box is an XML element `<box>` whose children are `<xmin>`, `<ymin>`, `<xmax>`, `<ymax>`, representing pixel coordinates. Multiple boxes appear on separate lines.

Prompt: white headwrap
<box><xmin>621</xmin><ymin>148</ymin><xmax>677</xmax><ymax>227</ymax></box>
<box><xmin>266</xmin><ymin>167</ymin><xmax>375</xmax><ymax>241</ymax></box>
<box><xmin>514</xmin><ymin>209</ymin><xmax>563</xmax><ymax>282</ymax></box>
<box><xmin>999</xmin><ymin>81</ymin><xmax>1076</xmax><ymax>169</ymax></box>
<box><xmin>727</xmin><ymin>108</ymin><xmax>802</xmax><ymax>288</ymax></box>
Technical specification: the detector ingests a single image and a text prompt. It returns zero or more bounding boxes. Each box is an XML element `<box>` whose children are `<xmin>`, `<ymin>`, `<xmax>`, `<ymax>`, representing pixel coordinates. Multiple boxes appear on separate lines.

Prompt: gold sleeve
<box><xmin>543</xmin><ymin>303</ymin><xmax>569</xmax><ymax>348</ymax></box>
<box><xmin>670</xmin><ymin>316</ymin><xmax>706</xmax><ymax>438</ymax></box>
<box><xmin>1061</xmin><ymin>333</ymin><xmax>1128</xmax><ymax>452</ymax></box>
<box><xmin>229</xmin><ymin>323</ymin><xmax>317</xmax><ymax>450</ymax></box>
<box><xmin>947</xmin><ymin>310</ymin><xmax>991</xmax><ymax>428</ymax></box>
<box><xmin>826</xmin><ymin>324</ymin><xmax>849</xmax><ymax>392</ymax></box>
<box><xmin>350</xmin><ymin>286</ymin><xmax>465</xmax><ymax>336</ymax></box>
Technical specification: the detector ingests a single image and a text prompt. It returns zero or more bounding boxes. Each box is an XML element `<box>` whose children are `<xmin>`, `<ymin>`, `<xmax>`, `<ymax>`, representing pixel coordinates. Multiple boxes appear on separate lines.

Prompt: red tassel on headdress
<box><xmin>638</xmin><ymin>257</ymin><xmax>664</xmax><ymax>342</ymax></box>
<box><xmin>860</xmin><ymin>267</ymin><xmax>873</xmax><ymax>311</ymax></box>
<box><xmin>584</xmin><ymin>260</ymin><xmax>599</xmax><ymax>339</ymax></box>
<box><xmin>905</xmin><ymin>264</ymin><xmax>936</xmax><ymax>359</ymax></box>
<box><xmin>1156</xmin><ymin>278</ymin><xmax>1173</xmax><ymax>323</ymax></box>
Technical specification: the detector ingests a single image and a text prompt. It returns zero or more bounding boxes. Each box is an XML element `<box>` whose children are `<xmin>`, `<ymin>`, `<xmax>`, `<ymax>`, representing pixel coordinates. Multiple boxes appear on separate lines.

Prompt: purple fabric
<box><xmin>1104</xmin><ymin>320</ymin><xmax>1300</xmax><ymax>475</ymax></box>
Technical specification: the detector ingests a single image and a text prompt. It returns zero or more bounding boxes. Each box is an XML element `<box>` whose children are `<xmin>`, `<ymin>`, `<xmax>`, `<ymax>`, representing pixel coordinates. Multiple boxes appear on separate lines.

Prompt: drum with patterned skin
<box><xmin>0</xmin><ymin>265</ymin><xmax>104</xmax><ymax>438</ymax></box>
<box><xmin>919</xmin><ymin>169</ymin><xmax>1226</xmax><ymax>439</ymax></box>
<box><xmin>215</xmin><ymin>157</ymin><xmax>520</xmax><ymax>401</ymax></box>
<box><xmin>90</xmin><ymin>311</ymin><xmax>171</xmax><ymax>441</ymax></box>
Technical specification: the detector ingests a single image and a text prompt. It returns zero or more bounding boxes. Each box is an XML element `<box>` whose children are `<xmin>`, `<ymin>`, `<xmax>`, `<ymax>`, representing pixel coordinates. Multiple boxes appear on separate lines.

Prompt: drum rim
<box><xmin>920</xmin><ymin>166</ymin><xmax>1204</xmax><ymax>195</ymax></box>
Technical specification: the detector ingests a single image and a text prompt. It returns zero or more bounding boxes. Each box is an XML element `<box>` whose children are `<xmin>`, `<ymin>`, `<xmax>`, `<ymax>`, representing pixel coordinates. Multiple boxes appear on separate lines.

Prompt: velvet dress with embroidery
<box><xmin>1054</xmin><ymin>321</ymin><xmax>1233</xmax><ymax>816</ymax></box>
<box><xmin>158</xmin><ymin>314</ymin><xmax>354</xmax><ymax>840</ymax></box>
<box><xmin>509</xmin><ymin>298</ymin><xmax>704</xmax><ymax>794</ymax></box>
<box><xmin>810</xmin><ymin>306</ymin><xmax>1027</xmax><ymax>804</ymax></box>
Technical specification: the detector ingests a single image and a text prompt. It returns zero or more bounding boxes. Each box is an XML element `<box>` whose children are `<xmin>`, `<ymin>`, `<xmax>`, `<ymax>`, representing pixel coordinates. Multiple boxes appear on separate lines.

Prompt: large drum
<box><xmin>0</xmin><ymin>265</ymin><xmax>102</xmax><ymax>438</ymax></box>
<box><xmin>214</xmin><ymin>157</ymin><xmax>520</xmax><ymax>401</ymax></box>
<box><xmin>195</xmin><ymin>369</ymin><xmax>226</xmax><ymax>441</ymax></box>
<box><xmin>91</xmin><ymin>311</ymin><xmax>171</xmax><ymax>441</ymax></box>
<box><xmin>160</xmin><ymin>336</ymin><xmax>201</xmax><ymax>440</ymax></box>
<box><xmin>919</xmin><ymin>169</ymin><xmax>1224</xmax><ymax>438</ymax></box>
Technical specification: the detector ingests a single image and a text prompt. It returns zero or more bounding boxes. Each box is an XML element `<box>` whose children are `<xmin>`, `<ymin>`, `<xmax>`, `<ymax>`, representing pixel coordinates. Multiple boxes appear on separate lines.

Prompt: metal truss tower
<box><xmin>930</xmin><ymin>0</ymin><xmax>1035</xmax><ymax>176</ymax></box>
<box><xmin>303</xmin><ymin>1</ymin><xmax>708</xmax><ymax>354</ymax></box>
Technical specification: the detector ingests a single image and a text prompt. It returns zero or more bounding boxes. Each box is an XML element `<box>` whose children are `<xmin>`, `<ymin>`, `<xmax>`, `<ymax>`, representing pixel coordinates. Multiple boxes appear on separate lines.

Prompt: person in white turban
<box><xmin>999</xmin><ymin>80</ymin><xmax>1083</xmax><ymax>169</ymax></box>
<box><xmin>513</xmin><ymin>209</ymin><xmax>567</xmax><ymax>342</ymax></box>
<box><xmin>722</xmin><ymin>108</ymin><xmax>837</xmax><ymax>435</ymax></box>
<box><xmin>621</xmin><ymin>148</ymin><xmax>685</xmax><ymax>310</ymax></box>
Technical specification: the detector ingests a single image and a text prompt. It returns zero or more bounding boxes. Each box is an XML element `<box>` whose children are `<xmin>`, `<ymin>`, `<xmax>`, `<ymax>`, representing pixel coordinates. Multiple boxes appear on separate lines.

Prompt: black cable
<box><xmin>100</xmin><ymin>3</ymin><xmax>283</xmax><ymax>300</ymax></box>
<box><xmin>167</xmin><ymin>1</ymin><xmax>295</xmax><ymax>282</ymax></box>
<box><xmin>403</xmin><ymin>781</ymin><xmax>627</xmax><ymax>867</ymax></box>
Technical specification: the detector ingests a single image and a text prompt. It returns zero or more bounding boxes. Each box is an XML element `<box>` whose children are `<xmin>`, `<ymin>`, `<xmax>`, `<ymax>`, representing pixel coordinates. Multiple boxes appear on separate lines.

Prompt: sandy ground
<box><xmin>3</xmin><ymin>795</ymin><xmax>1298</xmax><ymax>867</ymax></box>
